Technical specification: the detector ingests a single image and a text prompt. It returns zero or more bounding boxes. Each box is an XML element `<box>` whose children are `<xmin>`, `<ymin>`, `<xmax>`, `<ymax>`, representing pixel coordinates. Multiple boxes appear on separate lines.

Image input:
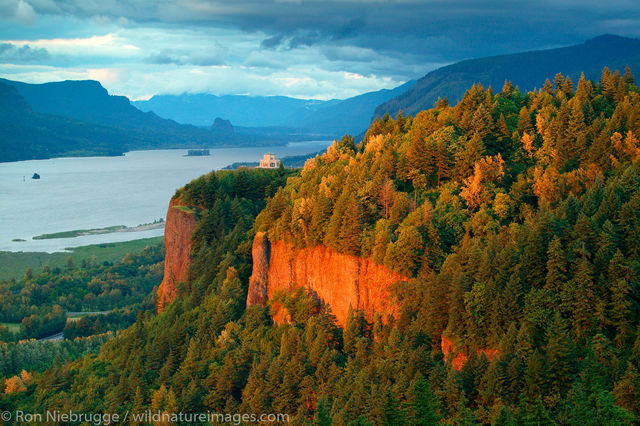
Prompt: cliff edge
<box><xmin>156</xmin><ymin>198</ymin><xmax>197</xmax><ymax>313</ymax></box>
<box><xmin>247</xmin><ymin>232</ymin><xmax>407</xmax><ymax>326</ymax></box>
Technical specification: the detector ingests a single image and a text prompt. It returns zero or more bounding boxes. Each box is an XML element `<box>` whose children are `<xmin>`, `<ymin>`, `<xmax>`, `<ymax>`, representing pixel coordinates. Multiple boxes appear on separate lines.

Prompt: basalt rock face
<box><xmin>156</xmin><ymin>198</ymin><xmax>197</xmax><ymax>313</ymax></box>
<box><xmin>441</xmin><ymin>335</ymin><xmax>499</xmax><ymax>370</ymax></box>
<box><xmin>247</xmin><ymin>232</ymin><xmax>407</xmax><ymax>327</ymax></box>
<box><xmin>247</xmin><ymin>232</ymin><xmax>271</xmax><ymax>306</ymax></box>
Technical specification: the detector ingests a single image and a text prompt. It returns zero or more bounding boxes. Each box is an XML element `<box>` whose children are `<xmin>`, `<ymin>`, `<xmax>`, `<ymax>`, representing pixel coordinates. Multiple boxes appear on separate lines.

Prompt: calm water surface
<box><xmin>0</xmin><ymin>141</ymin><xmax>331</xmax><ymax>252</ymax></box>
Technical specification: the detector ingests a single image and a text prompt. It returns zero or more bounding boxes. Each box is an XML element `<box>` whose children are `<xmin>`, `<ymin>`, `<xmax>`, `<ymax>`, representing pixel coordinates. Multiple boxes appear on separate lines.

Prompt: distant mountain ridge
<box><xmin>0</xmin><ymin>79</ymin><xmax>324</xmax><ymax>162</ymax></box>
<box><xmin>134</xmin><ymin>80</ymin><xmax>416</xmax><ymax>136</ymax></box>
<box><xmin>134</xmin><ymin>93</ymin><xmax>323</xmax><ymax>128</ymax></box>
<box><xmin>289</xmin><ymin>80</ymin><xmax>415</xmax><ymax>135</ymax></box>
<box><xmin>0</xmin><ymin>78</ymin><xmax>227</xmax><ymax>148</ymax></box>
<box><xmin>0</xmin><ymin>81</ymin><xmax>127</xmax><ymax>162</ymax></box>
<box><xmin>375</xmin><ymin>34</ymin><xmax>640</xmax><ymax>118</ymax></box>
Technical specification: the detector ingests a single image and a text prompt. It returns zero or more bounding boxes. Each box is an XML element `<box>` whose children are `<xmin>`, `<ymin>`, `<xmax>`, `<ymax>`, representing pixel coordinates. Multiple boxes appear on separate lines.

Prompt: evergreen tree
<box><xmin>545</xmin><ymin>312</ymin><xmax>573</xmax><ymax>395</ymax></box>
<box><xmin>545</xmin><ymin>236</ymin><xmax>566</xmax><ymax>294</ymax></box>
<box><xmin>569</xmin><ymin>256</ymin><xmax>596</xmax><ymax>340</ymax></box>
<box><xmin>524</xmin><ymin>350</ymin><xmax>545</xmax><ymax>401</ymax></box>
<box><xmin>608</xmin><ymin>250</ymin><xmax>633</xmax><ymax>347</ymax></box>
<box><xmin>407</xmin><ymin>374</ymin><xmax>441</xmax><ymax>425</ymax></box>
<box><xmin>314</xmin><ymin>397</ymin><xmax>333</xmax><ymax>426</ymax></box>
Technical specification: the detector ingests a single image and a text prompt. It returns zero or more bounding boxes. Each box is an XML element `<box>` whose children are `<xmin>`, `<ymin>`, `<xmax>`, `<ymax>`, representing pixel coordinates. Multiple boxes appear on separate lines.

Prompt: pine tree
<box><xmin>385</xmin><ymin>225</ymin><xmax>422</xmax><ymax>276</ymax></box>
<box><xmin>478</xmin><ymin>360</ymin><xmax>504</xmax><ymax>408</ymax></box>
<box><xmin>569</xmin><ymin>256</ymin><xmax>596</xmax><ymax>340</ymax></box>
<box><xmin>339</xmin><ymin>197</ymin><xmax>361</xmax><ymax>255</ymax></box>
<box><xmin>406</xmin><ymin>128</ymin><xmax>430</xmax><ymax>174</ymax></box>
<box><xmin>454</xmin><ymin>132</ymin><xmax>484</xmax><ymax>179</ymax></box>
<box><xmin>521</xmin><ymin>132</ymin><xmax>535</xmax><ymax>158</ymax></box>
<box><xmin>613</xmin><ymin>362</ymin><xmax>640</xmax><ymax>416</ymax></box>
<box><xmin>498</xmin><ymin>113</ymin><xmax>510</xmax><ymax>139</ymax></box>
<box><xmin>544</xmin><ymin>236</ymin><xmax>566</xmax><ymax>294</ymax></box>
<box><xmin>562</xmin><ymin>76</ymin><xmax>574</xmax><ymax>96</ymax></box>
<box><xmin>451</xmin><ymin>395</ymin><xmax>477</xmax><ymax>425</ymax></box>
<box><xmin>378</xmin><ymin>178</ymin><xmax>395</xmax><ymax>219</ymax></box>
<box><xmin>545</xmin><ymin>312</ymin><xmax>573</xmax><ymax>395</ymax></box>
<box><xmin>554</xmin><ymin>73</ymin><xmax>566</xmax><ymax>93</ymax></box>
<box><xmin>575</xmin><ymin>73</ymin><xmax>592</xmax><ymax>102</ymax></box>
<box><xmin>381</xmin><ymin>388</ymin><xmax>405</xmax><ymax>426</ymax></box>
<box><xmin>493</xmin><ymin>406</ymin><xmax>517</xmax><ymax>426</ymax></box>
<box><xmin>594</xmin><ymin>220</ymin><xmax>618</xmax><ymax>272</ymax></box>
<box><xmin>608</xmin><ymin>250</ymin><xmax>633</xmax><ymax>348</ymax></box>
<box><xmin>407</xmin><ymin>374</ymin><xmax>441</xmax><ymax>425</ymax></box>
<box><xmin>429</xmin><ymin>126</ymin><xmax>454</xmax><ymax>186</ymax></box>
<box><xmin>524</xmin><ymin>350</ymin><xmax>545</xmax><ymax>401</ymax></box>
<box><xmin>517</xmin><ymin>107</ymin><xmax>533</xmax><ymax>136</ymax></box>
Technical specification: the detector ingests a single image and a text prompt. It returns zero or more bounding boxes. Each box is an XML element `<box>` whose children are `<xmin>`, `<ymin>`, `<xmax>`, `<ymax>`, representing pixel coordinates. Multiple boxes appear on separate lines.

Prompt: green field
<box><xmin>0</xmin><ymin>237</ymin><xmax>164</xmax><ymax>281</ymax></box>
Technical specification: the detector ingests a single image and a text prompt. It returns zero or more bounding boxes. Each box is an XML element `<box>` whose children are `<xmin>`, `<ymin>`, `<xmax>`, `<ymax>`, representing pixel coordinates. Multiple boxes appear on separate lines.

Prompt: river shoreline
<box><xmin>32</xmin><ymin>221</ymin><xmax>164</xmax><ymax>240</ymax></box>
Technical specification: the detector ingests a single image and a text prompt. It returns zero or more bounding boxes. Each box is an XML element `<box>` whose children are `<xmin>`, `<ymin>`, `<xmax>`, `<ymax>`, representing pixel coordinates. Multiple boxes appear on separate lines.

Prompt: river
<box><xmin>0</xmin><ymin>141</ymin><xmax>331</xmax><ymax>252</ymax></box>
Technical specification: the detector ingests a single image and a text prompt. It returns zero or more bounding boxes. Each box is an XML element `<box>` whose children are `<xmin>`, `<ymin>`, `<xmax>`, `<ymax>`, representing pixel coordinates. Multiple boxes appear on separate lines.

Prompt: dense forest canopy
<box><xmin>0</xmin><ymin>245</ymin><xmax>163</xmax><ymax>341</ymax></box>
<box><xmin>4</xmin><ymin>68</ymin><xmax>640</xmax><ymax>424</ymax></box>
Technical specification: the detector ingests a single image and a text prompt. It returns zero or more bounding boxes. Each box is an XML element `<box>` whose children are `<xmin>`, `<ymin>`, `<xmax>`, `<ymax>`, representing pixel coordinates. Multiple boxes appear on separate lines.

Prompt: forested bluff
<box><xmin>4</xmin><ymin>68</ymin><xmax>640</xmax><ymax>424</ymax></box>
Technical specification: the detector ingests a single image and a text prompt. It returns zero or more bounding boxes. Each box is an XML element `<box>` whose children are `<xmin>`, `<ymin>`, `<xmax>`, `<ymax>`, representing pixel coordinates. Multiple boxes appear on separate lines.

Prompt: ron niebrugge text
<box><xmin>9</xmin><ymin>410</ymin><xmax>120</xmax><ymax>425</ymax></box>
<box><xmin>6</xmin><ymin>410</ymin><xmax>290</xmax><ymax>424</ymax></box>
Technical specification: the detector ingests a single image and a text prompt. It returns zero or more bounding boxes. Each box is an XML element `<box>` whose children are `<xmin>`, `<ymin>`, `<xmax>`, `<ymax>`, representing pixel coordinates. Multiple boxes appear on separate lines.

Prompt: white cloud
<box><xmin>0</xmin><ymin>60</ymin><xmax>402</xmax><ymax>100</ymax></box>
<box><xmin>4</xmin><ymin>33</ymin><xmax>140</xmax><ymax>57</ymax></box>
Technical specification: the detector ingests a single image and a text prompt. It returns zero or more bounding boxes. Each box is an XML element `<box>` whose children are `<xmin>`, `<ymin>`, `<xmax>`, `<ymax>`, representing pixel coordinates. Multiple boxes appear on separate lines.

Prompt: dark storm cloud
<box><xmin>261</xmin><ymin>34</ymin><xmax>284</xmax><ymax>49</ymax></box>
<box><xmin>0</xmin><ymin>42</ymin><xmax>50</xmax><ymax>62</ymax></box>
<box><xmin>20</xmin><ymin>0</ymin><xmax>640</xmax><ymax>63</ymax></box>
<box><xmin>5</xmin><ymin>0</ymin><xmax>640</xmax><ymax>99</ymax></box>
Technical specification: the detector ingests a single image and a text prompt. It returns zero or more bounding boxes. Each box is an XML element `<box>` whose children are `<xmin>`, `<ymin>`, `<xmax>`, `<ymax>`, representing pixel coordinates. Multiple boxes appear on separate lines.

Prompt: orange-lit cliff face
<box><xmin>441</xmin><ymin>335</ymin><xmax>500</xmax><ymax>370</ymax></box>
<box><xmin>247</xmin><ymin>232</ymin><xmax>407</xmax><ymax>327</ymax></box>
<box><xmin>156</xmin><ymin>198</ymin><xmax>197</xmax><ymax>313</ymax></box>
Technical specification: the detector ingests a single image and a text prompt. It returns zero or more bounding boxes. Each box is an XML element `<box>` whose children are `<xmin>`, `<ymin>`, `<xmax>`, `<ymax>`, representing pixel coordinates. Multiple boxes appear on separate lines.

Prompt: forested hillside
<box><xmin>3</xmin><ymin>68</ymin><xmax>640</xmax><ymax>424</ymax></box>
<box><xmin>0</xmin><ymin>82</ymin><xmax>127</xmax><ymax>162</ymax></box>
<box><xmin>376</xmin><ymin>35</ymin><xmax>640</xmax><ymax>119</ymax></box>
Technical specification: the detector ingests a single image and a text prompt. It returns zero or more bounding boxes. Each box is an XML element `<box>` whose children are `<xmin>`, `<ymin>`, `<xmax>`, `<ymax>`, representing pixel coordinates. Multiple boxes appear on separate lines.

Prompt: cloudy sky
<box><xmin>1</xmin><ymin>0</ymin><xmax>639</xmax><ymax>100</ymax></box>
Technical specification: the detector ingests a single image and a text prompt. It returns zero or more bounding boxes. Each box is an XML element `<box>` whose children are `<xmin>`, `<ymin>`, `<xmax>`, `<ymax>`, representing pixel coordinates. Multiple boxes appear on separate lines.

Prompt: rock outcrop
<box><xmin>441</xmin><ymin>335</ymin><xmax>499</xmax><ymax>370</ymax></box>
<box><xmin>247</xmin><ymin>232</ymin><xmax>407</xmax><ymax>326</ymax></box>
<box><xmin>156</xmin><ymin>198</ymin><xmax>197</xmax><ymax>313</ymax></box>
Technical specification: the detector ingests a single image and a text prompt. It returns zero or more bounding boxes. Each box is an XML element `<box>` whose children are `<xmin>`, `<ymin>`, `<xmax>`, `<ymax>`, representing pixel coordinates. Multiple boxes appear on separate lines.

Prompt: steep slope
<box><xmin>376</xmin><ymin>34</ymin><xmax>640</xmax><ymax>117</ymax></box>
<box><xmin>156</xmin><ymin>198</ymin><xmax>197</xmax><ymax>313</ymax></box>
<box><xmin>10</xmin><ymin>72</ymin><xmax>640</xmax><ymax>424</ymax></box>
<box><xmin>0</xmin><ymin>82</ymin><xmax>126</xmax><ymax>162</ymax></box>
<box><xmin>247</xmin><ymin>232</ymin><xmax>407</xmax><ymax>326</ymax></box>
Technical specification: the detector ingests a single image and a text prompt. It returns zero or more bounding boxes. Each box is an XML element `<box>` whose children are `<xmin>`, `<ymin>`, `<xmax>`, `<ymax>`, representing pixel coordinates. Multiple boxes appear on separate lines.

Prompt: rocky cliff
<box><xmin>156</xmin><ymin>198</ymin><xmax>197</xmax><ymax>313</ymax></box>
<box><xmin>247</xmin><ymin>232</ymin><xmax>407</xmax><ymax>326</ymax></box>
<box><xmin>441</xmin><ymin>335</ymin><xmax>499</xmax><ymax>370</ymax></box>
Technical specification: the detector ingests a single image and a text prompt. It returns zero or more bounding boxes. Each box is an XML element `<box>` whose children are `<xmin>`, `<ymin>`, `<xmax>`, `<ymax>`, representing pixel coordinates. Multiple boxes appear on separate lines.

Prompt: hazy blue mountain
<box><xmin>0</xmin><ymin>78</ymin><xmax>221</xmax><ymax>148</ymax></box>
<box><xmin>134</xmin><ymin>81</ymin><xmax>415</xmax><ymax>136</ymax></box>
<box><xmin>0</xmin><ymin>82</ymin><xmax>127</xmax><ymax>162</ymax></box>
<box><xmin>375</xmin><ymin>34</ymin><xmax>640</xmax><ymax>118</ymax></box>
<box><xmin>291</xmin><ymin>80</ymin><xmax>415</xmax><ymax>135</ymax></box>
<box><xmin>134</xmin><ymin>94</ymin><xmax>324</xmax><ymax>128</ymax></box>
